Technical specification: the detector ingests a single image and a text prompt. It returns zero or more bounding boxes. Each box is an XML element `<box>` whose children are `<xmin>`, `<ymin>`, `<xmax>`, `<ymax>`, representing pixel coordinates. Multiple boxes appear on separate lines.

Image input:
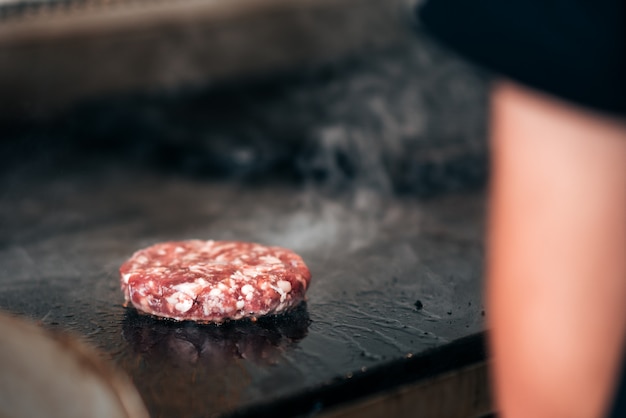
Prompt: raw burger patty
<box><xmin>120</xmin><ymin>240</ymin><xmax>311</xmax><ymax>323</ymax></box>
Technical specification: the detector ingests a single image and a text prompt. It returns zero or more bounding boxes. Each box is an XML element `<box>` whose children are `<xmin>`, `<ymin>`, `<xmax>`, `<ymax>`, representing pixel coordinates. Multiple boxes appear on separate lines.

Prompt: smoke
<box><xmin>258</xmin><ymin>189</ymin><xmax>389</xmax><ymax>254</ymax></box>
<box><xmin>0</xmin><ymin>20</ymin><xmax>488</xmax><ymax>201</ymax></box>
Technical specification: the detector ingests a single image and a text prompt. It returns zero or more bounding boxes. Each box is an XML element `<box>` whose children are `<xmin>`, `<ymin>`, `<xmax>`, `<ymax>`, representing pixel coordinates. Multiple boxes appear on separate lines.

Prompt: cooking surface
<box><xmin>0</xmin><ymin>0</ymin><xmax>490</xmax><ymax>412</ymax></box>
<box><xmin>0</xmin><ymin>151</ymin><xmax>485</xmax><ymax>417</ymax></box>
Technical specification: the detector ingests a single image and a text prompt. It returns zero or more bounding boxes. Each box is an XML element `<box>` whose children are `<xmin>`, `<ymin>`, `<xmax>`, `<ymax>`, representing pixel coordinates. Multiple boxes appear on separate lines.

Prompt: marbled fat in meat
<box><xmin>120</xmin><ymin>240</ymin><xmax>311</xmax><ymax>323</ymax></box>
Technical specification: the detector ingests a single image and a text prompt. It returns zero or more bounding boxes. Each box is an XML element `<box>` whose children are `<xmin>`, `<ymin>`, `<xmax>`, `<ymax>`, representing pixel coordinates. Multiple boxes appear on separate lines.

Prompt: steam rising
<box><xmin>258</xmin><ymin>189</ymin><xmax>391</xmax><ymax>254</ymax></box>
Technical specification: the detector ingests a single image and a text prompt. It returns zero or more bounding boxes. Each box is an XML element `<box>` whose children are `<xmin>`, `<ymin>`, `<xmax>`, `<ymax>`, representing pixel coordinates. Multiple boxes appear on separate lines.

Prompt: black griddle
<box><xmin>0</xmin><ymin>0</ymin><xmax>491</xmax><ymax>414</ymax></box>
<box><xmin>0</xmin><ymin>148</ymin><xmax>486</xmax><ymax>417</ymax></box>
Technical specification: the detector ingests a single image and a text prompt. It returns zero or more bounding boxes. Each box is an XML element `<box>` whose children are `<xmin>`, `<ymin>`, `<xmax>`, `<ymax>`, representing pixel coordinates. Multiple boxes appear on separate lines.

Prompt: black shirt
<box><xmin>418</xmin><ymin>0</ymin><xmax>626</xmax><ymax>117</ymax></box>
<box><xmin>418</xmin><ymin>1</ymin><xmax>626</xmax><ymax>417</ymax></box>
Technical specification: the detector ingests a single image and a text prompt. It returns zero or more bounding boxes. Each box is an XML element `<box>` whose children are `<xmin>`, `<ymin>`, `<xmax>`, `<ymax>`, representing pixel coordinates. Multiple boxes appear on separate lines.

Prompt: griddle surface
<box><xmin>0</xmin><ymin>156</ymin><xmax>485</xmax><ymax>417</ymax></box>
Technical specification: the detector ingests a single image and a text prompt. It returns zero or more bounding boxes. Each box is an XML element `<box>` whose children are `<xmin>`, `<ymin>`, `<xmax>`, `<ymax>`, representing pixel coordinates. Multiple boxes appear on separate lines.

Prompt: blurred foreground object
<box><xmin>0</xmin><ymin>312</ymin><xmax>149</xmax><ymax>418</ymax></box>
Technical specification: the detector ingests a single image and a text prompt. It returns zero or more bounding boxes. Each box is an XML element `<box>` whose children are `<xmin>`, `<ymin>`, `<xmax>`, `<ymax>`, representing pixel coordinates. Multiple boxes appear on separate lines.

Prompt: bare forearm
<box><xmin>487</xmin><ymin>81</ymin><xmax>626</xmax><ymax>418</ymax></box>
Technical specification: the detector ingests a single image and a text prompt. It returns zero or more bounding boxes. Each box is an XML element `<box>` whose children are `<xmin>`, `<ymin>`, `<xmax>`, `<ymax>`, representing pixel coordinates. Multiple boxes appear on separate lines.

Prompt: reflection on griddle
<box><xmin>122</xmin><ymin>303</ymin><xmax>310</xmax><ymax>368</ymax></box>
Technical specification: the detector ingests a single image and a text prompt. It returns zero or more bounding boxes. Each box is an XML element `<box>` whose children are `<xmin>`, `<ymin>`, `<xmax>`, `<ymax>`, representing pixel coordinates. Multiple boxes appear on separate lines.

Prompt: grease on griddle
<box><xmin>122</xmin><ymin>303</ymin><xmax>310</xmax><ymax>367</ymax></box>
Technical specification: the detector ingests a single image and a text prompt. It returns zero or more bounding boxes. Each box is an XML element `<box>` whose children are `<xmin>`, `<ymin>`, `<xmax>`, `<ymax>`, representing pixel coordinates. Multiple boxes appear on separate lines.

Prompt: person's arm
<box><xmin>487</xmin><ymin>80</ymin><xmax>626</xmax><ymax>418</ymax></box>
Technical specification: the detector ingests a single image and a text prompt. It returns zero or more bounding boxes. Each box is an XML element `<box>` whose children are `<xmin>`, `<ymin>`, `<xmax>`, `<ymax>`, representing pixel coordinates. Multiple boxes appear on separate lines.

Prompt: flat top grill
<box><xmin>0</xmin><ymin>0</ymin><xmax>490</xmax><ymax>412</ymax></box>
<box><xmin>0</xmin><ymin>152</ymin><xmax>486</xmax><ymax>417</ymax></box>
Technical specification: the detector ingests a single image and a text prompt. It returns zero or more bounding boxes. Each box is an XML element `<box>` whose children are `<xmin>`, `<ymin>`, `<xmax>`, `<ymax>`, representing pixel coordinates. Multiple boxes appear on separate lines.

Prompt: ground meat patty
<box><xmin>119</xmin><ymin>240</ymin><xmax>311</xmax><ymax>323</ymax></box>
